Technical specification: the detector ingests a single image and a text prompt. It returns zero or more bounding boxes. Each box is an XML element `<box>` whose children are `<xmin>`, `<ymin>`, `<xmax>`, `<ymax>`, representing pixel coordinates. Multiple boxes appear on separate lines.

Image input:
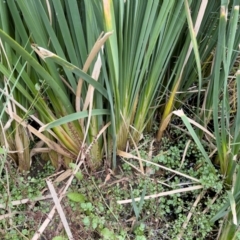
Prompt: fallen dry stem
<box><xmin>203</xmin><ymin>193</ymin><xmax>219</xmax><ymax>214</ymax></box>
<box><xmin>0</xmin><ymin>211</ymin><xmax>22</xmax><ymax>221</ymax></box>
<box><xmin>32</xmin><ymin>122</ymin><xmax>110</xmax><ymax>239</ymax></box>
<box><xmin>0</xmin><ymin>195</ymin><xmax>53</xmax><ymax>209</ymax></box>
<box><xmin>121</xmin><ymin>158</ymin><xmax>143</xmax><ymax>174</ymax></box>
<box><xmin>31</xmin><ymin>160</ymin><xmax>84</xmax><ymax>240</ymax></box>
<box><xmin>180</xmin><ymin>140</ymin><xmax>191</xmax><ymax>168</ymax></box>
<box><xmin>117</xmin><ymin>185</ymin><xmax>203</xmax><ymax>204</ymax></box>
<box><xmin>177</xmin><ymin>190</ymin><xmax>206</xmax><ymax>239</ymax></box>
<box><xmin>46</xmin><ymin>179</ymin><xmax>73</xmax><ymax>240</ymax></box>
<box><xmin>117</xmin><ymin>149</ymin><xmax>200</xmax><ymax>182</ymax></box>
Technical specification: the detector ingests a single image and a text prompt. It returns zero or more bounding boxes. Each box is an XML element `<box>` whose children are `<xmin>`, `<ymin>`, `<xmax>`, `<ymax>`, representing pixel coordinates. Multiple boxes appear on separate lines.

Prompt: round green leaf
<box><xmin>75</xmin><ymin>171</ymin><xmax>83</xmax><ymax>181</ymax></box>
<box><xmin>67</xmin><ymin>192</ymin><xmax>86</xmax><ymax>203</ymax></box>
<box><xmin>52</xmin><ymin>237</ymin><xmax>67</xmax><ymax>240</ymax></box>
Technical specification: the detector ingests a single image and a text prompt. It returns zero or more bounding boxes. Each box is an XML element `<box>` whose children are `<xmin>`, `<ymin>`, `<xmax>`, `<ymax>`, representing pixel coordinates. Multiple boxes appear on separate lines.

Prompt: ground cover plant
<box><xmin>0</xmin><ymin>0</ymin><xmax>240</xmax><ymax>239</ymax></box>
<box><xmin>0</xmin><ymin>129</ymin><xmax>227</xmax><ymax>239</ymax></box>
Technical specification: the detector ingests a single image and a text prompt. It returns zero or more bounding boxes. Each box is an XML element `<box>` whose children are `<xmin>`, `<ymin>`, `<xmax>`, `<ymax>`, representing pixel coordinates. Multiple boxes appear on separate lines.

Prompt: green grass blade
<box><xmin>233</xmin><ymin>70</ymin><xmax>240</xmax><ymax>157</ymax></box>
<box><xmin>32</xmin><ymin>47</ymin><xmax>108</xmax><ymax>100</ymax></box>
<box><xmin>39</xmin><ymin>109</ymin><xmax>110</xmax><ymax>132</ymax></box>
<box><xmin>137</xmin><ymin>182</ymin><xmax>147</xmax><ymax>219</ymax></box>
<box><xmin>212</xmin><ymin>6</ymin><xmax>227</xmax><ymax>170</ymax></box>
<box><xmin>184</xmin><ymin>0</ymin><xmax>203</xmax><ymax>110</ymax></box>
<box><xmin>130</xmin><ymin>187</ymin><xmax>140</xmax><ymax>220</ymax></box>
<box><xmin>173</xmin><ymin>110</ymin><xmax>215</xmax><ymax>170</ymax></box>
<box><xmin>0</xmin><ymin>29</ymin><xmax>74</xmax><ymax>112</ymax></box>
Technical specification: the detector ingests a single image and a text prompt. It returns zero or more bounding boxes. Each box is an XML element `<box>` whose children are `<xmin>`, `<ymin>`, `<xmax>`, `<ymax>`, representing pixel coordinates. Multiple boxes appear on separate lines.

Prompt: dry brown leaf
<box><xmin>54</xmin><ymin>169</ymin><xmax>73</xmax><ymax>183</ymax></box>
<box><xmin>76</xmin><ymin>32</ymin><xmax>113</xmax><ymax>114</ymax></box>
<box><xmin>104</xmin><ymin>173</ymin><xmax>111</xmax><ymax>184</ymax></box>
<box><xmin>6</xmin><ymin>109</ymin><xmax>74</xmax><ymax>159</ymax></box>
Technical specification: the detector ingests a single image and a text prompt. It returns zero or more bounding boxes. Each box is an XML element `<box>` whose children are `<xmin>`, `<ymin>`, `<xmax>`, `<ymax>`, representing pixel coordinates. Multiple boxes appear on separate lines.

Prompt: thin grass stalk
<box><xmin>210</xmin><ymin>1</ymin><xmax>240</xmax><ymax>237</ymax></box>
<box><xmin>214</xmin><ymin>165</ymin><xmax>240</xmax><ymax>240</ymax></box>
<box><xmin>218</xmin><ymin>56</ymin><xmax>240</xmax><ymax>240</ymax></box>
<box><xmin>211</xmin><ymin>1</ymin><xmax>240</xmax><ymax>181</ymax></box>
<box><xmin>102</xmin><ymin>0</ymin><xmax>192</xmax><ymax>150</ymax></box>
<box><xmin>0</xmin><ymin>0</ymin><xmax>111</xmax><ymax>169</ymax></box>
<box><xmin>0</xmin><ymin>46</ymin><xmax>33</xmax><ymax>170</ymax></box>
<box><xmin>134</xmin><ymin>1</ymin><xmax>187</xmax><ymax>143</ymax></box>
<box><xmin>156</xmin><ymin>0</ymin><xmax>204</xmax><ymax>141</ymax></box>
